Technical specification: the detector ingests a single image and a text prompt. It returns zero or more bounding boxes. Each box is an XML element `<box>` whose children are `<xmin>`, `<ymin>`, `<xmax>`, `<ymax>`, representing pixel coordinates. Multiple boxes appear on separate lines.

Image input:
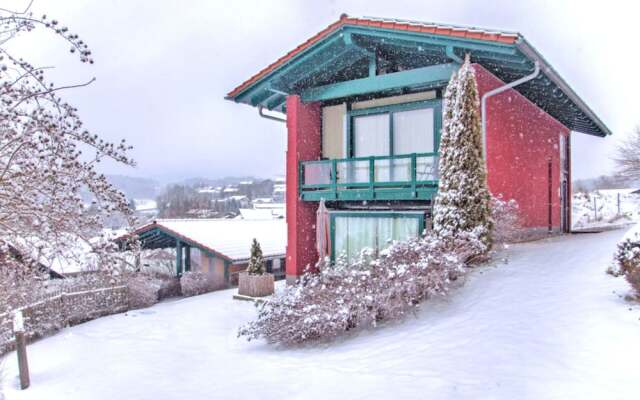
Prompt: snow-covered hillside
<box><xmin>2</xmin><ymin>229</ymin><xmax>639</xmax><ymax>400</ymax></box>
<box><xmin>572</xmin><ymin>188</ymin><xmax>640</xmax><ymax>229</ymax></box>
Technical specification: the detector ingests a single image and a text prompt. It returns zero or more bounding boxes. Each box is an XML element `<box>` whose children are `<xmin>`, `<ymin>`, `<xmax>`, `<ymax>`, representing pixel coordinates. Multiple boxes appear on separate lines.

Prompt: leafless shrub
<box><xmin>180</xmin><ymin>271</ymin><xmax>216</xmax><ymax>297</ymax></box>
<box><xmin>126</xmin><ymin>273</ymin><xmax>161</xmax><ymax>310</ymax></box>
<box><xmin>614</xmin><ymin>126</ymin><xmax>640</xmax><ymax>181</ymax></box>
<box><xmin>491</xmin><ymin>196</ymin><xmax>524</xmax><ymax>244</ymax></box>
<box><xmin>0</xmin><ymin>1</ymin><xmax>140</xmax><ymax>280</ymax></box>
<box><xmin>238</xmin><ymin>231</ymin><xmax>486</xmax><ymax>345</ymax></box>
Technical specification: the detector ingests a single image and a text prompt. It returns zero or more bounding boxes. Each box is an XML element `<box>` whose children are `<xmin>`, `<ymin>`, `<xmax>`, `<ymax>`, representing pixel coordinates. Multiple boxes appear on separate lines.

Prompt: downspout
<box><xmin>258</xmin><ymin>106</ymin><xmax>286</xmax><ymax>123</ymax></box>
<box><xmin>481</xmin><ymin>61</ymin><xmax>540</xmax><ymax>159</ymax></box>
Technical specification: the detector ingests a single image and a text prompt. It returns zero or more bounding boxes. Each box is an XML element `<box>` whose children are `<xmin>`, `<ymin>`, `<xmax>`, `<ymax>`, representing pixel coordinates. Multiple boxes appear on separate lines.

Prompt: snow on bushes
<box><xmin>611</xmin><ymin>229</ymin><xmax>640</xmax><ymax>297</ymax></box>
<box><xmin>491</xmin><ymin>197</ymin><xmax>523</xmax><ymax>244</ymax></box>
<box><xmin>180</xmin><ymin>271</ymin><xmax>216</xmax><ymax>297</ymax></box>
<box><xmin>126</xmin><ymin>273</ymin><xmax>163</xmax><ymax>309</ymax></box>
<box><xmin>238</xmin><ymin>231</ymin><xmax>486</xmax><ymax>345</ymax></box>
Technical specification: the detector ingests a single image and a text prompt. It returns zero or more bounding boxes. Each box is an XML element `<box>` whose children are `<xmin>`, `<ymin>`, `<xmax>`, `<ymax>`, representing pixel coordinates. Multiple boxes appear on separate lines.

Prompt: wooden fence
<box><xmin>0</xmin><ymin>285</ymin><xmax>129</xmax><ymax>355</ymax></box>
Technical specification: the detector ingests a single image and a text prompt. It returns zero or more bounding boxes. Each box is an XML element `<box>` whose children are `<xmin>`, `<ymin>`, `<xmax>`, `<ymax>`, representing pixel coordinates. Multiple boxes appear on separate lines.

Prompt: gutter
<box><xmin>481</xmin><ymin>60</ymin><xmax>540</xmax><ymax>159</ymax></box>
<box><xmin>258</xmin><ymin>106</ymin><xmax>287</xmax><ymax>123</ymax></box>
<box><xmin>515</xmin><ymin>38</ymin><xmax>611</xmax><ymax>137</ymax></box>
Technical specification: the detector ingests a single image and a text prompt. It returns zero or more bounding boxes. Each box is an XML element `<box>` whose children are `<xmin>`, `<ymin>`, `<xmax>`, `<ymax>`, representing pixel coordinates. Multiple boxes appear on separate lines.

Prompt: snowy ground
<box><xmin>2</xmin><ymin>229</ymin><xmax>639</xmax><ymax>400</ymax></box>
<box><xmin>572</xmin><ymin>189</ymin><xmax>640</xmax><ymax>230</ymax></box>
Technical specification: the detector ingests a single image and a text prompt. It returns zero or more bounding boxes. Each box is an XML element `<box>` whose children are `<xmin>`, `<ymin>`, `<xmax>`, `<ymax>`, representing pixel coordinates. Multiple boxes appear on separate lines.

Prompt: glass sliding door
<box><xmin>353</xmin><ymin>113</ymin><xmax>390</xmax><ymax>182</ymax></box>
<box><xmin>348</xmin><ymin>100</ymin><xmax>439</xmax><ymax>186</ymax></box>
<box><xmin>332</xmin><ymin>213</ymin><xmax>424</xmax><ymax>263</ymax></box>
<box><xmin>334</xmin><ymin>216</ymin><xmax>377</xmax><ymax>262</ymax></box>
<box><xmin>392</xmin><ymin>108</ymin><xmax>435</xmax><ymax>181</ymax></box>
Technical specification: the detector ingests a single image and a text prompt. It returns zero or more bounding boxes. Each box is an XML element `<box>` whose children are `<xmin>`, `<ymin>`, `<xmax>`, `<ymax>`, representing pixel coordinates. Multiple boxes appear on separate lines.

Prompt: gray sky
<box><xmin>11</xmin><ymin>0</ymin><xmax>640</xmax><ymax>182</ymax></box>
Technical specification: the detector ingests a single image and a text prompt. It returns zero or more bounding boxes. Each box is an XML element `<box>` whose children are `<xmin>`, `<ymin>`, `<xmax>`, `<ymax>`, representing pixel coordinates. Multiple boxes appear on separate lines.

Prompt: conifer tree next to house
<box><xmin>433</xmin><ymin>55</ymin><xmax>494</xmax><ymax>248</ymax></box>
<box><xmin>247</xmin><ymin>238</ymin><xmax>266</xmax><ymax>275</ymax></box>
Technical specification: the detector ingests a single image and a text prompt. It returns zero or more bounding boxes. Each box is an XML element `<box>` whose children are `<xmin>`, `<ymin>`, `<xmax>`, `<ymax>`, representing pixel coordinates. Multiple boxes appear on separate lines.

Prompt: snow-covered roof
<box><xmin>133</xmin><ymin>219</ymin><xmax>286</xmax><ymax>263</ymax></box>
<box><xmin>238</xmin><ymin>208</ymin><xmax>275</xmax><ymax>220</ymax></box>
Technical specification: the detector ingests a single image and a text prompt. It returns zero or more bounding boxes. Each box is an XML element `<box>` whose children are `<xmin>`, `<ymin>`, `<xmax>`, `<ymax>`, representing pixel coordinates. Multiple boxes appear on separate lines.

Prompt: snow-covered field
<box><xmin>2</xmin><ymin>229</ymin><xmax>639</xmax><ymax>400</ymax></box>
<box><xmin>572</xmin><ymin>189</ymin><xmax>640</xmax><ymax>229</ymax></box>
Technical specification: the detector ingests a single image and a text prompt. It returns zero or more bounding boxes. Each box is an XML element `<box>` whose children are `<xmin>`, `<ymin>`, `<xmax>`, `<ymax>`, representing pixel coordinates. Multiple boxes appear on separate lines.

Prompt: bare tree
<box><xmin>0</xmin><ymin>2</ymin><xmax>137</xmax><ymax>279</ymax></box>
<box><xmin>614</xmin><ymin>127</ymin><xmax>640</xmax><ymax>181</ymax></box>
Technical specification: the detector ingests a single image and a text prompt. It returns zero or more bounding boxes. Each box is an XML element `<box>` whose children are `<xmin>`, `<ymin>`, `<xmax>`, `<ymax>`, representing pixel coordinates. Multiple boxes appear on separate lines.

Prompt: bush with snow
<box><xmin>180</xmin><ymin>271</ymin><xmax>216</xmax><ymax>297</ymax></box>
<box><xmin>491</xmin><ymin>197</ymin><xmax>523</xmax><ymax>244</ymax></box>
<box><xmin>612</xmin><ymin>233</ymin><xmax>640</xmax><ymax>297</ymax></box>
<box><xmin>238</xmin><ymin>231</ymin><xmax>486</xmax><ymax>345</ymax></box>
<box><xmin>126</xmin><ymin>273</ymin><xmax>162</xmax><ymax>310</ymax></box>
<box><xmin>246</xmin><ymin>238</ymin><xmax>266</xmax><ymax>275</ymax></box>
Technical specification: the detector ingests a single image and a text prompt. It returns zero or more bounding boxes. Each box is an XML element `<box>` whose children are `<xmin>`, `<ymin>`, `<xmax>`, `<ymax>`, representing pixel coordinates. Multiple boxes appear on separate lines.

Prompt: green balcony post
<box><xmin>298</xmin><ymin>161</ymin><xmax>304</xmax><ymax>196</ymax></box>
<box><xmin>411</xmin><ymin>153</ymin><xmax>417</xmax><ymax>197</ymax></box>
<box><xmin>331</xmin><ymin>159</ymin><xmax>338</xmax><ymax>198</ymax></box>
<box><xmin>175</xmin><ymin>239</ymin><xmax>183</xmax><ymax>277</ymax></box>
<box><xmin>369</xmin><ymin>157</ymin><xmax>375</xmax><ymax>197</ymax></box>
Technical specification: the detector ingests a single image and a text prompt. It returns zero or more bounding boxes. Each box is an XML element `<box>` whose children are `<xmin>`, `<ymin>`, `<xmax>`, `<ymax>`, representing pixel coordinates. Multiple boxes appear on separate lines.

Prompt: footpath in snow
<box><xmin>2</xmin><ymin>229</ymin><xmax>639</xmax><ymax>400</ymax></box>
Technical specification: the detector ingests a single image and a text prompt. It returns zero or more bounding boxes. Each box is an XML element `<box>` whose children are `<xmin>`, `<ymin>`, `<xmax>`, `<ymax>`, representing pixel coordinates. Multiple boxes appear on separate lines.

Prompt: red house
<box><xmin>226</xmin><ymin>15</ymin><xmax>610</xmax><ymax>282</ymax></box>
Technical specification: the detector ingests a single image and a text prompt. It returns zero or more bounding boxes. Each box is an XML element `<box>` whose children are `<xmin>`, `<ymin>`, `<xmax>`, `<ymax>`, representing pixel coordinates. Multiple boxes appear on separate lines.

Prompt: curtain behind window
<box><xmin>353</xmin><ymin>114</ymin><xmax>390</xmax><ymax>182</ymax></box>
<box><xmin>334</xmin><ymin>215</ymin><xmax>421</xmax><ymax>263</ymax></box>
<box><xmin>392</xmin><ymin>108</ymin><xmax>434</xmax><ymax>181</ymax></box>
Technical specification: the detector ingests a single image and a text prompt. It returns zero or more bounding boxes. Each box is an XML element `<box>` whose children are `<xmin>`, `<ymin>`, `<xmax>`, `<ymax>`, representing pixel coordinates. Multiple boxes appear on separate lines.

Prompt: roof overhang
<box><xmin>117</xmin><ymin>221</ymin><xmax>234</xmax><ymax>262</ymax></box>
<box><xmin>226</xmin><ymin>15</ymin><xmax>611</xmax><ymax>137</ymax></box>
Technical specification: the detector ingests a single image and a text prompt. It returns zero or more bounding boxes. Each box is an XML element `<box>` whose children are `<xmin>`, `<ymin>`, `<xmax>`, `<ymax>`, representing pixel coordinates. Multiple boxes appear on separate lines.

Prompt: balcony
<box><xmin>299</xmin><ymin>152</ymin><xmax>439</xmax><ymax>201</ymax></box>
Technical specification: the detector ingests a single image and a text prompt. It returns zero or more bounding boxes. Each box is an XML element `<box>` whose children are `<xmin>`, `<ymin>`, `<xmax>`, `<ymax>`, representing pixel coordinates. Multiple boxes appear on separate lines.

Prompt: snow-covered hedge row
<box><xmin>180</xmin><ymin>271</ymin><xmax>218</xmax><ymax>297</ymax></box>
<box><xmin>0</xmin><ymin>282</ymin><xmax>129</xmax><ymax>354</ymax></box>
<box><xmin>0</xmin><ymin>272</ymin><xmax>182</xmax><ymax>354</ymax></box>
<box><xmin>238</xmin><ymin>231</ymin><xmax>486</xmax><ymax>345</ymax></box>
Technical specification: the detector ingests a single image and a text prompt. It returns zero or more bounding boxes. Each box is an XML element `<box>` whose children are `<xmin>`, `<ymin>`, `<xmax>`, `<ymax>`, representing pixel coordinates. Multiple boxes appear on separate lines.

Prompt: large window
<box><xmin>350</xmin><ymin>102</ymin><xmax>438</xmax><ymax>158</ymax></box>
<box><xmin>348</xmin><ymin>100</ymin><xmax>440</xmax><ymax>183</ymax></box>
<box><xmin>332</xmin><ymin>212</ymin><xmax>424</xmax><ymax>263</ymax></box>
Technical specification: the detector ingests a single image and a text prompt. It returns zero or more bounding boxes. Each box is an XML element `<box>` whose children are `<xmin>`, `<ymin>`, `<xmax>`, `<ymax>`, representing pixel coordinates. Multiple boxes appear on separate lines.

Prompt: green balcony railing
<box><xmin>299</xmin><ymin>152</ymin><xmax>439</xmax><ymax>201</ymax></box>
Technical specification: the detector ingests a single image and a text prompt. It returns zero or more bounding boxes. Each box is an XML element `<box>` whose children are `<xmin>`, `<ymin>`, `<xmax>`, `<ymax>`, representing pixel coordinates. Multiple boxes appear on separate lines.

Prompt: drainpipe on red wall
<box><xmin>480</xmin><ymin>61</ymin><xmax>540</xmax><ymax>160</ymax></box>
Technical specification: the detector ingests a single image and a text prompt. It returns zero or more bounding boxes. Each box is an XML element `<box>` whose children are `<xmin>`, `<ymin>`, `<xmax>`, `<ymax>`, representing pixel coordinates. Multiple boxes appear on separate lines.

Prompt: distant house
<box><xmin>226</xmin><ymin>15</ymin><xmax>611</xmax><ymax>282</ymax></box>
<box><xmin>122</xmin><ymin>219</ymin><xmax>286</xmax><ymax>287</ymax></box>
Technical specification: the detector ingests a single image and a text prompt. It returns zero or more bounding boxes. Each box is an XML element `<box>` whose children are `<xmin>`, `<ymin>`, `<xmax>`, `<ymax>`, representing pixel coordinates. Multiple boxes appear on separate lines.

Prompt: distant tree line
<box><xmin>156</xmin><ymin>179</ymin><xmax>276</xmax><ymax>219</ymax></box>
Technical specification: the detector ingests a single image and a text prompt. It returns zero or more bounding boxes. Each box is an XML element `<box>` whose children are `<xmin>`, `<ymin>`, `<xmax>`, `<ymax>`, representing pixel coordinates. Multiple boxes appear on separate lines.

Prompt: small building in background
<box><xmin>123</xmin><ymin>219</ymin><xmax>286</xmax><ymax>288</ymax></box>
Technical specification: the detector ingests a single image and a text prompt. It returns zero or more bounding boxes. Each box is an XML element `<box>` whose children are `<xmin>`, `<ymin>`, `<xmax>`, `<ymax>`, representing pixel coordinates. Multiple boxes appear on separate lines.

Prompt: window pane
<box><xmin>347</xmin><ymin>217</ymin><xmax>377</xmax><ymax>261</ymax></box>
<box><xmin>393</xmin><ymin>217</ymin><xmax>420</xmax><ymax>241</ymax></box>
<box><xmin>334</xmin><ymin>215</ymin><xmax>421</xmax><ymax>263</ymax></box>
<box><xmin>393</xmin><ymin>108</ymin><xmax>434</xmax><ymax>155</ymax></box>
<box><xmin>377</xmin><ymin>217</ymin><xmax>394</xmax><ymax>250</ymax></box>
<box><xmin>334</xmin><ymin>217</ymin><xmax>349</xmax><ymax>260</ymax></box>
<box><xmin>353</xmin><ymin>113</ymin><xmax>390</xmax><ymax>157</ymax></box>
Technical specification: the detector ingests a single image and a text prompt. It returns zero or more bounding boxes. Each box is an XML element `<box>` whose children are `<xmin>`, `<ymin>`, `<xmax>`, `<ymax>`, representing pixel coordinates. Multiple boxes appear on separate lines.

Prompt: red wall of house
<box><xmin>473</xmin><ymin>64</ymin><xmax>571</xmax><ymax>230</ymax></box>
<box><xmin>285</xmin><ymin>95</ymin><xmax>321</xmax><ymax>281</ymax></box>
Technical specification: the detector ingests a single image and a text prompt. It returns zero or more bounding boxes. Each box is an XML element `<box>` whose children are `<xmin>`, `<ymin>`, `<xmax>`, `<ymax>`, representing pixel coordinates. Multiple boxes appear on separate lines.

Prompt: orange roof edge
<box><xmin>226</xmin><ymin>14</ymin><xmax>519</xmax><ymax>100</ymax></box>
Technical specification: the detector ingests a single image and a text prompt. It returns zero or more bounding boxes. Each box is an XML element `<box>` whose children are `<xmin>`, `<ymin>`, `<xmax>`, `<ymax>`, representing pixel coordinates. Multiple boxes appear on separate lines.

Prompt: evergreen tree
<box><xmin>247</xmin><ymin>238</ymin><xmax>266</xmax><ymax>275</ymax></box>
<box><xmin>433</xmin><ymin>55</ymin><xmax>494</xmax><ymax>248</ymax></box>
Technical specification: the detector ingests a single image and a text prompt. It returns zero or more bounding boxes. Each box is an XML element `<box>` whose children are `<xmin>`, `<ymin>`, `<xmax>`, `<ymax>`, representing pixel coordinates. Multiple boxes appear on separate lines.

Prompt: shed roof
<box><xmin>130</xmin><ymin>219</ymin><xmax>286</xmax><ymax>263</ymax></box>
<box><xmin>226</xmin><ymin>14</ymin><xmax>610</xmax><ymax>137</ymax></box>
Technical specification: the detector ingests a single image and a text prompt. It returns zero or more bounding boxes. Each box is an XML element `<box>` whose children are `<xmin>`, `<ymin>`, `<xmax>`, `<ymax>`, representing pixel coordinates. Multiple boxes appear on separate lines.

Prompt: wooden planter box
<box><xmin>238</xmin><ymin>272</ymin><xmax>274</xmax><ymax>297</ymax></box>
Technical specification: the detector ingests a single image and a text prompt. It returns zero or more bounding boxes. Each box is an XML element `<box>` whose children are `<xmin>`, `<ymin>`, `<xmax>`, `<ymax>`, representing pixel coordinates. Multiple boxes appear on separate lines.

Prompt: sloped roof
<box><xmin>131</xmin><ymin>219</ymin><xmax>286</xmax><ymax>263</ymax></box>
<box><xmin>226</xmin><ymin>14</ymin><xmax>611</xmax><ymax>137</ymax></box>
<box><xmin>227</xmin><ymin>15</ymin><xmax>518</xmax><ymax>98</ymax></box>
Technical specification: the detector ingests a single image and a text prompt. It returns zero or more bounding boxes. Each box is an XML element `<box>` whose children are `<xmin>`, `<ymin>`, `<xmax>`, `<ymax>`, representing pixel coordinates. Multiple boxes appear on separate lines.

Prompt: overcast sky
<box><xmin>10</xmin><ymin>0</ymin><xmax>640</xmax><ymax>183</ymax></box>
